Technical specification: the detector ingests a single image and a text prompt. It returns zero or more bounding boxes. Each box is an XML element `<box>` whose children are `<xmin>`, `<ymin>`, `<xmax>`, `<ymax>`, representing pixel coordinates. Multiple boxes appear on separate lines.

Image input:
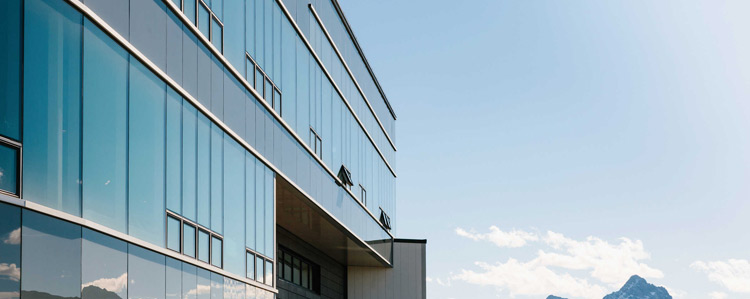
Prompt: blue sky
<box><xmin>340</xmin><ymin>1</ymin><xmax>750</xmax><ymax>298</ymax></box>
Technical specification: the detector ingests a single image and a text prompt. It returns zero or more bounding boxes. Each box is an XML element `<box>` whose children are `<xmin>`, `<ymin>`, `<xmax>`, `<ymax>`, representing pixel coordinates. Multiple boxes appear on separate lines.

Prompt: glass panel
<box><xmin>222</xmin><ymin>0</ymin><xmax>242</xmax><ymax>70</ymax></box>
<box><xmin>211</xmin><ymin>17</ymin><xmax>223</xmax><ymax>52</ymax></box>
<box><xmin>210</xmin><ymin>123</ymin><xmax>223</xmax><ymax>234</ymax></box>
<box><xmin>254</xmin><ymin>162</ymin><xmax>264</xmax><ymax>256</ymax></box>
<box><xmin>197</xmin><ymin>114</ymin><xmax>211</xmax><ymax>227</ymax></box>
<box><xmin>167</xmin><ymin>216</ymin><xmax>181</xmax><ymax>252</ymax></box>
<box><xmin>246</xmin><ymin>252</ymin><xmax>254</xmax><ymax>280</ymax></box>
<box><xmin>211</xmin><ymin>236</ymin><xmax>222</xmax><ymax>267</ymax></box>
<box><xmin>265</xmin><ymin>260</ymin><xmax>273</xmax><ymax>286</ymax></box>
<box><xmin>0</xmin><ymin>0</ymin><xmax>21</xmax><ymax>141</ymax></box>
<box><xmin>245</xmin><ymin>153</ymin><xmax>255</xmax><ymax>250</ymax></box>
<box><xmin>0</xmin><ymin>203</ymin><xmax>20</xmax><ymax>299</ymax></box>
<box><xmin>282</xmin><ymin>250</ymin><xmax>291</xmax><ymax>282</ymax></box>
<box><xmin>197</xmin><ymin>268</ymin><xmax>211</xmax><ymax>299</ymax></box>
<box><xmin>184</xmin><ymin>0</ymin><xmax>196</xmax><ymax>24</ymax></box>
<box><xmin>223</xmin><ymin>278</ymin><xmax>245</xmax><ymax>299</ymax></box>
<box><xmin>273</xmin><ymin>89</ymin><xmax>281</xmax><ymax>115</ymax></box>
<box><xmin>166</xmin><ymin>258</ymin><xmax>181</xmax><ymax>299</ymax></box>
<box><xmin>255</xmin><ymin>256</ymin><xmax>264</xmax><ymax>284</ymax></box>
<box><xmin>130</xmin><ymin>0</ymin><xmax>166</xmax><ymax>70</ymax></box>
<box><xmin>23</xmin><ymin>0</ymin><xmax>81</xmax><ymax>213</ymax></box>
<box><xmin>265</xmin><ymin>168</ymin><xmax>274</xmax><ymax>257</ymax></box>
<box><xmin>0</xmin><ymin>144</ymin><xmax>18</xmax><ymax>194</ymax></box>
<box><xmin>183</xmin><ymin>103</ymin><xmax>198</xmax><ymax>221</ymax></box>
<box><xmin>265</xmin><ymin>79</ymin><xmax>272</xmax><ymax>103</ymax></box>
<box><xmin>198</xmin><ymin>230</ymin><xmax>210</xmax><ymax>262</ymax></box>
<box><xmin>21</xmin><ymin>210</ymin><xmax>81</xmax><ymax>298</ymax></box>
<box><xmin>129</xmin><ymin>60</ymin><xmax>166</xmax><ymax>246</ymax></box>
<box><xmin>292</xmin><ymin>257</ymin><xmax>300</xmax><ymax>285</ymax></box>
<box><xmin>184</xmin><ymin>223</ymin><xmax>196</xmax><ymax>258</ymax></box>
<box><xmin>198</xmin><ymin>2</ymin><xmax>210</xmax><ymax>38</ymax></box>
<box><xmin>255</xmin><ymin>68</ymin><xmax>263</xmax><ymax>92</ymax></box>
<box><xmin>82</xmin><ymin>19</ymin><xmax>128</xmax><ymax>231</ymax></box>
<box><xmin>128</xmin><ymin>244</ymin><xmax>166</xmax><ymax>299</ymax></box>
<box><xmin>301</xmin><ymin>262</ymin><xmax>309</xmax><ymax>289</ymax></box>
<box><xmin>166</xmin><ymin>88</ymin><xmax>182</xmax><ymax>214</ymax></box>
<box><xmin>223</xmin><ymin>135</ymin><xmax>245</xmax><ymax>277</ymax></box>
<box><xmin>182</xmin><ymin>262</ymin><xmax>197</xmax><ymax>299</ymax></box>
<box><xmin>210</xmin><ymin>272</ymin><xmax>223</xmax><ymax>299</ymax></box>
<box><xmin>211</xmin><ymin>0</ymin><xmax>222</xmax><ymax>19</ymax></box>
<box><xmin>245</xmin><ymin>285</ymin><xmax>256</xmax><ymax>299</ymax></box>
<box><xmin>82</xmin><ymin>228</ymin><xmax>127</xmax><ymax>298</ymax></box>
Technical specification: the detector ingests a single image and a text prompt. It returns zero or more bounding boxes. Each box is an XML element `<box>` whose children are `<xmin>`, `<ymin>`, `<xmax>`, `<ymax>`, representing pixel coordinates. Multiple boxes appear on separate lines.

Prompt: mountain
<box><xmin>603</xmin><ymin>275</ymin><xmax>672</xmax><ymax>299</ymax></box>
<box><xmin>546</xmin><ymin>296</ymin><xmax>568</xmax><ymax>299</ymax></box>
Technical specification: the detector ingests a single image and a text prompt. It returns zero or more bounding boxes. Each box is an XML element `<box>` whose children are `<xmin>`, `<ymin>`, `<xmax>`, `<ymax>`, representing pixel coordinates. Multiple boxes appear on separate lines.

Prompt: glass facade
<box><xmin>3</xmin><ymin>0</ymin><xmax>396</xmax><ymax>296</ymax></box>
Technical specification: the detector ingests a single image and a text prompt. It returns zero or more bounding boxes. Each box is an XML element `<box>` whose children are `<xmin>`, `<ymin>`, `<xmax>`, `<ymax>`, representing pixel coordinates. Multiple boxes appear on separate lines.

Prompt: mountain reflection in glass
<box><xmin>82</xmin><ymin>229</ymin><xmax>127</xmax><ymax>299</ymax></box>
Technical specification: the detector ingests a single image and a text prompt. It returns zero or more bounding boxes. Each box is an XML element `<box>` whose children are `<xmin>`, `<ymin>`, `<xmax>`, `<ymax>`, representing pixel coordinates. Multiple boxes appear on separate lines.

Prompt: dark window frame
<box><xmin>165</xmin><ymin>211</ymin><xmax>223</xmax><ymax>268</ymax></box>
<box><xmin>246</xmin><ymin>247</ymin><xmax>274</xmax><ymax>287</ymax></box>
<box><xmin>0</xmin><ymin>137</ymin><xmax>21</xmax><ymax>197</ymax></box>
<box><xmin>277</xmin><ymin>246</ymin><xmax>320</xmax><ymax>293</ymax></box>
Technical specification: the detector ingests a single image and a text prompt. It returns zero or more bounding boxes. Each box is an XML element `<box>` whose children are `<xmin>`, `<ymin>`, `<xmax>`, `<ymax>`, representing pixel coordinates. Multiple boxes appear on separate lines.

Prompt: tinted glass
<box><xmin>223</xmin><ymin>278</ymin><xmax>244</xmax><ymax>299</ymax></box>
<box><xmin>21</xmin><ymin>210</ymin><xmax>81</xmax><ymax>298</ymax></box>
<box><xmin>166</xmin><ymin>258</ymin><xmax>181</xmax><ymax>299</ymax></box>
<box><xmin>265</xmin><ymin>260</ymin><xmax>273</xmax><ymax>286</ymax></box>
<box><xmin>82</xmin><ymin>228</ymin><xmax>127</xmax><ymax>299</ymax></box>
<box><xmin>273</xmin><ymin>89</ymin><xmax>281</xmax><ymax>115</ymax></box>
<box><xmin>282</xmin><ymin>253</ymin><xmax>291</xmax><ymax>281</ymax></box>
<box><xmin>198</xmin><ymin>3</ymin><xmax>210</xmax><ymax>38</ymax></box>
<box><xmin>183</xmin><ymin>104</ymin><xmax>198</xmax><ymax>220</ymax></box>
<box><xmin>0</xmin><ymin>144</ymin><xmax>18</xmax><ymax>194</ymax></box>
<box><xmin>196</xmin><ymin>268</ymin><xmax>211</xmax><ymax>299</ymax></box>
<box><xmin>82</xmin><ymin>19</ymin><xmax>128</xmax><ymax>232</ymax></box>
<box><xmin>197</xmin><ymin>114</ymin><xmax>211</xmax><ymax>227</ymax></box>
<box><xmin>0</xmin><ymin>203</ymin><xmax>20</xmax><ymax>299</ymax></box>
<box><xmin>130</xmin><ymin>0</ymin><xmax>167</xmax><ymax>70</ymax></box>
<box><xmin>210</xmin><ymin>124</ymin><xmax>223</xmax><ymax>233</ymax></box>
<box><xmin>210</xmin><ymin>272</ymin><xmax>222</xmax><ymax>299</ymax></box>
<box><xmin>0</xmin><ymin>0</ymin><xmax>21</xmax><ymax>141</ymax></box>
<box><xmin>254</xmin><ymin>162</ymin><xmax>264</xmax><ymax>255</ymax></box>
<box><xmin>245</xmin><ymin>153</ymin><xmax>255</xmax><ymax>250</ymax></box>
<box><xmin>128</xmin><ymin>244</ymin><xmax>166</xmax><ymax>299</ymax></box>
<box><xmin>264</xmin><ymin>168</ymin><xmax>274</xmax><ymax>257</ymax></box>
<box><xmin>265</xmin><ymin>80</ymin><xmax>272</xmax><ymax>104</ymax></box>
<box><xmin>184</xmin><ymin>0</ymin><xmax>196</xmax><ymax>24</ymax></box>
<box><xmin>23</xmin><ymin>0</ymin><xmax>81</xmax><ymax>213</ymax></box>
<box><xmin>223</xmin><ymin>136</ymin><xmax>245</xmax><ymax>276</ymax></box>
<box><xmin>129</xmin><ymin>60</ymin><xmax>166</xmax><ymax>246</ymax></box>
<box><xmin>182</xmin><ymin>262</ymin><xmax>197</xmax><ymax>299</ymax></box>
<box><xmin>255</xmin><ymin>256</ymin><xmax>264</xmax><ymax>284</ymax></box>
<box><xmin>184</xmin><ymin>223</ymin><xmax>196</xmax><ymax>258</ymax></box>
<box><xmin>198</xmin><ymin>230</ymin><xmax>210</xmax><ymax>262</ymax></box>
<box><xmin>211</xmin><ymin>236</ymin><xmax>222</xmax><ymax>267</ymax></box>
<box><xmin>292</xmin><ymin>257</ymin><xmax>300</xmax><ymax>285</ymax></box>
<box><xmin>167</xmin><ymin>216</ymin><xmax>181</xmax><ymax>252</ymax></box>
<box><xmin>255</xmin><ymin>68</ymin><xmax>263</xmax><ymax>91</ymax></box>
<box><xmin>166</xmin><ymin>89</ymin><xmax>182</xmax><ymax>214</ymax></box>
<box><xmin>301</xmin><ymin>262</ymin><xmax>309</xmax><ymax>289</ymax></box>
<box><xmin>246</xmin><ymin>252</ymin><xmax>254</xmax><ymax>280</ymax></box>
<box><xmin>211</xmin><ymin>17</ymin><xmax>222</xmax><ymax>52</ymax></box>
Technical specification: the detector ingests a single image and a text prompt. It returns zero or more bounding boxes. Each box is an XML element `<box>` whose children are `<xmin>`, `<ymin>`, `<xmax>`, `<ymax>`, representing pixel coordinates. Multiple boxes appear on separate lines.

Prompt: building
<box><xmin>0</xmin><ymin>0</ymin><xmax>425</xmax><ymax>298</ymax></box>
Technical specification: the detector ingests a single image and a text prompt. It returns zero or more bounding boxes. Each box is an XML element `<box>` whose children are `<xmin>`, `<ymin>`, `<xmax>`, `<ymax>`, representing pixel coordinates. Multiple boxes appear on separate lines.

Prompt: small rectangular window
<box><xmin>279</xmin><ymin>247</ymin><xmax>318</xmax><ymax>292</ymax></box>
<box><xmin>198</xmin><ymin>1</ymin><xmax>210</xmax><ymax>37</ymax></box>
<box><xmin>301</xmin><ymin>262</ymin><xmax>309</xmax><ymax>288</ymax></box>
<box><xmin>283</xmin><ymin>251</ymin><xmax>292</xmax><ymax>281</ymax></box>
<box><xmin>273</xmin><ymin>88</ymin><xmax>281</xmax><ymax>115</ymax></box>
<box><xmin>265</xmin><ymin>260</ymin><xmax>273</xmax><ymax>286</ymax></box>
<box><xmin>166</xmin><ymin>216</ymin><xmax>181</xmax><ymax>252</ymax></box>
<box><xmin>256</xmin><ymin>256</ymin><xmax>264</xmax><ymax>284</ymax></box>
<box><xmin>183</xmin><ymin>223</ymin><xmax>196</xmax><ymax>258</ymax></box>
<box><xmin>198</xmin><ymin>230</ymin><xmax>210</xmax><ymax>262</ymax></box>
<box><xmin>292</xmin><ymin>257</ymin><xmax>301</xmax><ymax>285</ymax></box>
<box><xmin>255</xmin><ymin>67</ymin><xmax>263</xmax><ymax>91</ymax></box>
<box><xmin>360</xmin><ymin>185</ymin><xmax>367</xmax><ymax>206</ymax></box>
<box><xmin>309</xmin><ymin>128</ymin><xmax>322</xmax><ymax>158</ymax></box>
<box><xmin>211</xmin><ymin>16</ymin><xmax>222</xmax><ymax>52</ymax></box>
<box><xmin>265</xmin><ymin>78</ymin><xmax>273</xmax><ymax>103</ymax></box>
<box><xmin>0</xmin><ymin>142</ymin><xmax>19</xmax><ymax>195</ymax></box>
<box><xmin>246</xmin><ymin>251</ymin><xmax>255</xmax><ymax>280</ymax></box>
<box><xmin>184</xmin><ymin>0</ymin><xmax>196</xmax><ymax>24</ymax></box>
<box><xmin>211</xmin><ymin>236</ymin><xmax>222</xmax><ymax>267</ymax></box>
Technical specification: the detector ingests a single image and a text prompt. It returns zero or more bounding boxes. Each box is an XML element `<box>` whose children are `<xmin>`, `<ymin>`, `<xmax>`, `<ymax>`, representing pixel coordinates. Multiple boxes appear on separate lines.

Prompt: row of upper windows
<box><xmin>0</xmin><ymin>203</ymin><xmax>276</xmax><ymax>299</ymax></box>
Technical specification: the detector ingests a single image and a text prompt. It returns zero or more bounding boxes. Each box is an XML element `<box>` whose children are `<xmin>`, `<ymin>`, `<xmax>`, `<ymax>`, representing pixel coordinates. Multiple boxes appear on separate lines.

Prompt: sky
<box><xmin>338</xmin><ymin>1</ymin><xmax>750</xmax><ymax>298</ymax></box>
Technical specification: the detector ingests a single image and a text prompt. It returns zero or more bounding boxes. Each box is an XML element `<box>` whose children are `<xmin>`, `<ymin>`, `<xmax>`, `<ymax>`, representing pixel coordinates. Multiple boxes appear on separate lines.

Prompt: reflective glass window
<box><xmin>23</xmin><ymin>0</ymin><xmax>81</xmax><ymax>214</ymax></box>
<box><xmin>184</xmin><ymin>0</ymin><xmax>196</xmax><ymax>24</ymax></box>
<box><xmin>210</xmin><ymin>123</ymin><xmax>223</xmax><ymax>234</ymax></box>
<box><xmin>211</xmin><ymin>236</ymin><xmax>222</xmax><ymax>267</ymax></box>
<box><xmin>256</xmin><ymin>256</ymin><xmax>264</xmax><ymax>285</ymax></box>
<box><xmin>265</xmin><ymin>79</ymin><xmax>272</xmax><ymax>103</ymax></box>
<box><xmin>211</xmin><ymin>0</ymin><xmax>222</xmax><ymax>19</ymax></box>
<box><xmin>211</xmin><ymin>17</ymin><xmax>223</xmax><ymax>52</ymax></box>
<box><xmin>282</xmin><ymin>252</ymin><xmax>291</xmax><ymax>282</ymax></box>
<box><xmin>292</xmin><ymin>257</ymin><xmax>300</xmax><ymax>285</ymax></box>
<box><xmin>166</xmin><ymin>258</ymin><xmax>181</xmax><ymax>299</ymax></box>
<box><xmin>254</xmin><ymin>162</ymin><xmax>264</xmax><ymax>255</ymax></box>
<box><xmin>265</xmin><ymin>260</ymin><xmax>273</xmax><ymax>286</ymax></box>
<box><xmin>167</xmin><ymin>215</ymin><xmax>181</xmax><ymax>252</ymax></box>
<box><xmin>21</xmin><ymin>210</ymin><xmax>81</xmax><ymax>298</ymax></box>
<box><xmin>223</xmin><ymin>136</ymin><xmax>245</xmax><ymax>276</ymax></box>
<box><xmin>182</xmin><ymin>262</ymin><xmax>197</xmax><ymax>299</ymax></box>
<box><xmin>130</xmin><ymin>0</ymin><xmax>167</xmax><ymax>70</ymax></box>
<box><xmin>198</xmin><ymin>2</ymin><xmax>210</xmax><ymax>38</ymax></box>
<box><xmin>265</xmin><ymin>168</ymin><xmax>274</xmax><ymax>257</ymax></box>
<box><xmin>197</xmin><ymin>268</ymin><xmax>211</xmax><ymax>299</ymax></box>
<box><xmin>255</xmin><ymin>68</ymin><xmax>263</xmax><ymax>92</ymax></box>
<box><xmin>273</xmin><ymin>89</ymin><xmax>281</xmax><ymax>115</ymax></box>
<box><xmin>0</xmin><ymin>0</ymin><xmax>21</xmax><ymax>141</ymax></box>
<box><xmin>183</xmin><ymin>103</ymin><xmax>198</xmax><ymax>221</ymax></box>
<box><xmin>166</xmin><ymin>88</ymin><xmax>182</xmax><ymax>214</ymax></box>
<box><xmin>129</xmin><ymin>60</ymin><xmax>166</xmax><ymax>246</ymax></box>
<box><xmin>184</xmin><ymin>223</ymin><xmax>196</xmax><ymax>258</ymax></box>
<box><xmin>82</xmin><ymin>228</ymin><xmax>127</xmax><ymax>298</ymax></box>
<box><xmin>0</xmin><ymin>203</ymin><xmax>20</xmax><ymax>298</ymax></box>
<box><xmin>224</xmin><ymin>278</ymin><xmax>245</xmax><ymax>299</ymax></box>
<box><xmin>128</xmin><ymin>244</ymin><xmax>166</xmax><ymax>299</ymax></box>
<box><xmin>246</xmin><ymin>252</ymin><xmax>255</xmax><ymax>280</ymax></box>
<box><xmin>0</xmin><ymin>144</ymin><xmax>18</xmax><ymax>195</ymax></box>
<box><xmin>245</xmin><ymin>153</ymin><xmax>255</xmax><ymax>250</ymax></box>
<box><xmin>198</xmin><ymin>230</ymin><xmax>210</xmax><ymax>263</ymax></box>
<box><xmin>210</xmin><ymin>272</ymin><xmax>223</xmax><ymax>299</ymax></box>
<box><xmin>223</xmin><ymin>0</ymin><xmax>242</xmax><ymax>69</ymax></box>
<box><xmin>197</xmin><ymin>114</ymin><xmax>211</xmax><ymax>227</ymax></box>
<box><xmin>82</xmin><ymin>18</ymin><xmax>128</xmax><ymax>231</ymax></box>
<box><xmin>301</xmin><ymin>262</ymin><xmax>309</xmax><ymax>289</ymax></box>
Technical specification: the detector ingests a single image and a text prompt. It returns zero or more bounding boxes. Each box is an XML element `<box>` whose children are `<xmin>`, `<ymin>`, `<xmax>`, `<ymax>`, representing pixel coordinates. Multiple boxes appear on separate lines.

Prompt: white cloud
<box><xmin>452</xmin><ymin>226</ymin><xmax>663</xmax><ymax>298</ymax></box>
<box><xmin>0</xmin><ymin>292</ymin><xmax>20</xmax><ymax>299</ymax></box>
<box><xmin>2</xmin><ymin>228</ymin><xmax>20</xmax><ymax>245</ymax></box>
<box><xmin>0</xmin><ymin>263</ymin><xmax>20</xmax><ymax>282</ymax></box>
<box><xmin>455</xmin><ymin>226</ymin><xmax>538</xmax><ymax>248</ymax></box>
<box><xmin>82</xmin><ymin>272</ymin><xmax>127</xmax><ymax>294</ymax></box>
<box><xmin>187</xmin><ymin>285</ymin><xmax>211</xmax><ymax>296</ymax></box>
<box><xmin>709</xmin><ymin>291</ymin><xmax>728</xmax><ymax>299</ymax></box>
<box><xmin>691</xmin><ymin>259</ymin><xmax>750</xmax><ymax>293</ymax></box>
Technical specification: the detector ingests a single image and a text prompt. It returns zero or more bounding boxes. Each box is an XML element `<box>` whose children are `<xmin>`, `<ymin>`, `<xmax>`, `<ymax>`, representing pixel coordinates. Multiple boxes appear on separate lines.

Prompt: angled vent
<box><xmin>337</xmin><ymin>165</ymin><xmax>353</xmax><ymax>187</ymax></box>
<box><xmin>379</xmin><ymin>208</ymin><xmax>391</xmax><ymax>231</ymax></box>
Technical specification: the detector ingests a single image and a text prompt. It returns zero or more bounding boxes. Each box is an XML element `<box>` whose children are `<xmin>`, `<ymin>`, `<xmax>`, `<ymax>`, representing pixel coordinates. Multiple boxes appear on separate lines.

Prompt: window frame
<box><xmin>0</xmin><ymin>136</ymin><xmax>21</xmax><ymax>197</ymax></box>
<box><xmin>165</xmin><ymin>211</ymin><xmax>224</xmax><ymax>268</ymax></box>
<box><xmin>246</xmin><ymin>247</ymin><xmax>274</xmax><ymax>287</ymax></box>
<box><xmin>277</xmin><ymin>246</ymin><xmax>319</xmax><ymax>293</ymax></box>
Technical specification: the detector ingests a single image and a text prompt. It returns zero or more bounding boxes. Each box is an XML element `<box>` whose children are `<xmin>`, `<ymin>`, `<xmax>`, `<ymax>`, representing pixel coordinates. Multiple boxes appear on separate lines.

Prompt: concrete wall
<box><xmin>347</xmin><ymin>240</ymin><xmax>427</xmax><ymax>299</ymax></box>
<box><xmin>277</xmin><ymin>227</ymin><xmax>347</xmax><ymax>299</ymax></box>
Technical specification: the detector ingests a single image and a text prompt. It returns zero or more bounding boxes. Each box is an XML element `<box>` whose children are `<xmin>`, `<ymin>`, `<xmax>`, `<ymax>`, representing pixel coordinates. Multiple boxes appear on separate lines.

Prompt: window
<box><xmin>246</xmin><ymin>53</ymin><xmax>282</xmax><ymax>116</ymax></box>
<box><xmin>175</xmin><ymin>0</ymin><xmax>223</xmax><ymax>53</ymax></box>
<box><xmin>380</xmin><ymin>208</ymin><xmax>392</xmax><ymax>231</ymax></box>
<box><xmin>166</xmin><ymin>212</ymin><xmax>223</xmax><ymax>267</ymax></box>
<box><xmin>337</xmin><ymin>165</ymin><xmax>353</xmax><ymax>189</ymax></box>
<box><xmin>0</xmin><ymin>140</ymin><xmax>19</xmax><ymax>196</ymax></box>
<box><xmin>246</xmin><ymin>249</ymin><xmax>274</xmax><ymax>287</ymax></box>
<box><xmin>310</xmin><ymin>128</ymin><xmax>322</xmax><ymax>158</ymax></box>
<box><xmin>278</xmin><ymin>247</ymin><xmax>319</xmax><ymax>293</ymax></box>
<box><xmin>359</xmin><ymin>185</ymin><xmax>367</xmax><ymax>206</ymax></box>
